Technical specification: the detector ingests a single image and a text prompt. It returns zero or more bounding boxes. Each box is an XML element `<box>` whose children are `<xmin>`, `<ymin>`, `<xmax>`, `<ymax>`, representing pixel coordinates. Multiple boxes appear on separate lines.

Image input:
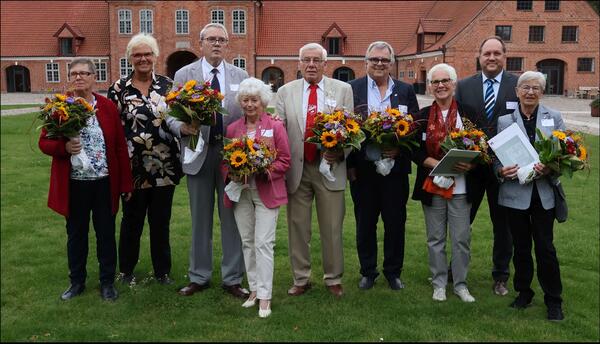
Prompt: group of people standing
<box><xmin>39</xmin><ymin>22</ymin><xmax>566</xmax><ymax>321</ymax></box>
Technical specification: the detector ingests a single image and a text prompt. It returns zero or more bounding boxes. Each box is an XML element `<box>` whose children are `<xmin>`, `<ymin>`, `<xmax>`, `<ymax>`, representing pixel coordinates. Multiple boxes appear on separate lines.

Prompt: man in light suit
<box><xmin>274</xmin><ymin>43</ymin><xmax>353</xmax><ymax>297</ymax></box>
<box><xmin>455</xmin><ymin>36</ymin><xmax>519</xmax><ymax>296</ymax></box>
<box><xmin>347</xmin><ymin>41</ymin><xmax>419</xmax><ymax>291</ymax></box>
<box><xmin>171</xmin><ymin>23</ymin><xmax>249</xmax><ymax>298</ymax></box>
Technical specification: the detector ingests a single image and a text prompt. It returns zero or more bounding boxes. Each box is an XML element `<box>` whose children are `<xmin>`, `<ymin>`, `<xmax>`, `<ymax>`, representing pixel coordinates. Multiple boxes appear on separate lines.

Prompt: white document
<box><xmin>488</xmin><ymin>122</ymin><xmax>539</xmax><ymax>170</ymax></box>
<box><xmin>429</xmin><ymin>149</ymin><xmax>481</xmax><ymax>176</ymax></box>
<box><xmin>506</xmin><ymin>101</ymin><xmax>518</xmax><ymax>110</ymax></box>
<box><xmin>230</xmin><ymin>84</ymin><xmax>239</xmax><ymax>91</ymax></box>
<box><xmin>398</xmin><ymin>105</ymin><xmax>408</xmax><ymax>114</ymax></box>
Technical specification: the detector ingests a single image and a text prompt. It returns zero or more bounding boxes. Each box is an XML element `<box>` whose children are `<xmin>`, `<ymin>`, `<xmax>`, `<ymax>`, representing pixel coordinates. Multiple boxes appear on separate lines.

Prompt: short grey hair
<box><xmin>126</xmin><ymin>33</ymin><xmax>160</xmax><ymax>59</ymax></box>
<box><xmin>365</xmin><ymin>41</ymin><xmax>395</xmax><ymax>62</ymax></box>
<box><xmin>236</xmin><ymin>77</ymin><xmax>273</xmax><ymax>107</ymax></box>
<box><xmin>427</xmin><ymin>63</ymin><xmax>457</xmax><ymax>82</ymax></box>
<box><xmin>199</xmin><ymin>23</ymin><xmax>229</xmax><ymax>40</ymax></box>
<box><xmin>69</xmin><ymin>58</ymin><xmax>96</xmax><ymax>74</ymax></box>
<box><xmin>299</xmin><ymin>43</ymin><xmax>327</xmax><ymax>61</ymax></box>
<box><xmin>517</xmin><ymin>71</ymin><xmax>546</xmax><ymax>90</ymax></box>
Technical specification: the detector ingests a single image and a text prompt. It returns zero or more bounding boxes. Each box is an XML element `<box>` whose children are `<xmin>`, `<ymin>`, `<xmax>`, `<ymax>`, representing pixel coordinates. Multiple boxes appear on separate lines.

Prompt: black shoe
<box><xmin>60</xmin><ymin>283</ymin><xmax>85</xmax><ymax>300</ymax></box>
<box><xmin>387</xmin><ymin>277</ymin><xmax>405</xmax><ymax>290</ymax></box>
<box><xmin>509</xmin><ymin>294</ymin><xmax>533</xmax><ymax>309</ymax></box>
<box><xmin>156</xmin><ymin>274</ymin><xmax>174</xmax><ymax>285</ymax></box>
<box><xmin>100</xmin><ymin>284</ymin><xmax>119</xmax><ymax>301</ymax></box>
<box><xmin>547</xmin><ymin>305</ymin><xmax>564</xmax><ymax>322</ymax></box>
<box><xmin>358</xmin><ymin>276</ymin><xmax>376</xmax><ymax>290</ymax></box>
<box><xmin>117</xmin><ymin>272</ymin><xmax>135</xmax><ymax>285</ymax></box>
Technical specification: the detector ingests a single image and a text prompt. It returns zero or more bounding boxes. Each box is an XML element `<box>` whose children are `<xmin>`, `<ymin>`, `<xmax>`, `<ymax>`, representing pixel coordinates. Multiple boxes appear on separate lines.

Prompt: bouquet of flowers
<box><xmin>440</xmin><ymin>118</ymin><xmax>491</xmax><ymax>164</ymax></box>
<box><xmin>362</xmin><ymin>107</ymin><xmax>419</xmax><ymax>175</ymax></box>
<box><xmin>166</xmin><ymin>80</ymin><xmax>226</xmax><ymax>151</ymax></box>
<box><xmin>533</xmin><ymin>128</ymin><xmax>589</xmax><ymax>178</ymax></box>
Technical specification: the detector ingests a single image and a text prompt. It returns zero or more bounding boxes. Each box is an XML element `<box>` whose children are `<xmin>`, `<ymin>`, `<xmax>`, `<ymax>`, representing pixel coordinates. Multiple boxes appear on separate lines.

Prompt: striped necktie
<box><xmin>484</xmin><ymin>78</ymin><xmax>496</xmax><ymax>121</ymax></box>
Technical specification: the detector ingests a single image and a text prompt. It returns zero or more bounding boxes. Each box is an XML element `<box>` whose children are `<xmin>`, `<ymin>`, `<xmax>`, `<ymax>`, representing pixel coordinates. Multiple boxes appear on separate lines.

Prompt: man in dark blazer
<box><xmin>347</xmin><ymin>41</ymin><xmax>419</xmax><ymax>291</ymax></box>
<box><xmin>455</xmin><ymin>36</ymin><xmax>519</xmax><ymax>296</ymax></box>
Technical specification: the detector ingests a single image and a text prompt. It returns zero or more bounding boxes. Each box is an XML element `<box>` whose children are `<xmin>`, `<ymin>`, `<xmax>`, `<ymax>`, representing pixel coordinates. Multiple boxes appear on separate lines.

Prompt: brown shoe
<box><xmin>327</xmin><ymin>284</ymin><xmax>344</xmax><ymax>297</ymax></box>
<box><xmin>178</xmin><ymin>282</ymin><xmax>209</xmax><ymax>296</ymax></box>
<box><xmin>287</xmin><ymin>282</ymin><xmax>311</xmax><ymax>296</ymax></box>
<box><xmin>222</xmin><ymin>284</ymin><xmax>250</xmax><ymax>299</ymax></box>
<box><xmin>493</xmin><ymin>281</ymin><xmax>509</xmax><ymax>296</ymax></box>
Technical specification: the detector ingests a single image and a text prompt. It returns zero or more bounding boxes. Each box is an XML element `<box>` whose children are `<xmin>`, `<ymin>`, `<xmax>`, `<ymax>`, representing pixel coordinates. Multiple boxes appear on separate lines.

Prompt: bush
<box><xmin>590</xmin><ymin>98</ymin><xmax>600</xmax><ymax>108</ymax></box>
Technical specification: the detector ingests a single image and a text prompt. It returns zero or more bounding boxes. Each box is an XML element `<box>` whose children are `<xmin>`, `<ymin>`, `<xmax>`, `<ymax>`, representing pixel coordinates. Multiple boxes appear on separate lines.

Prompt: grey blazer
<box><xmin>496</xmin><ymin>104</ymin><xmax>566</xmax><ymax>210</ymax></box>
<box><xmin>171</xmin><ymin>58</ymin><xmax>249</xmax><ymax>175</ymax></box>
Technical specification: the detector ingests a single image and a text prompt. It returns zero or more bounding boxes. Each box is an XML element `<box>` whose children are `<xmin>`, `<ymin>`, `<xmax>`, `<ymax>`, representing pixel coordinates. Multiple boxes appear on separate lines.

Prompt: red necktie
<box><xmin>304</xmin><ymin>84</ymin><xmax>318</xmax><ymax>163</ymax></box>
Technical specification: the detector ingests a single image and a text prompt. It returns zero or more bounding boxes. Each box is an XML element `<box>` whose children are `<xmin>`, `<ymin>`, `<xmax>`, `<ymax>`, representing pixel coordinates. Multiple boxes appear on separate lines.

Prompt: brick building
<box><xmin>1</xmin><ymin>0</ymin><xmax>598</xmax><ymax>96</ymax></box>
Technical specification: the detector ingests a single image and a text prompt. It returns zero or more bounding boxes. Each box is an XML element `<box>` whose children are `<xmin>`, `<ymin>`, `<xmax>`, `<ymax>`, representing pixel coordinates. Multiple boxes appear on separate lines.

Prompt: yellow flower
<box><xmin>387</xmin><ymin>108</ymin><xmax>401</xmax><ymax>117</ymax></box>
<box><xmin>166</xmin><ymin>91</ymin><xmax>179</xmax><ymax>101</ymax></box>
<box><xmin>578</xmin><ymin>146</ymin><xmax>587</xmax><ymax>160</ymax></box>
<box><xmin>246</xmin><ymin>138</ymin><xmax>256</xmax><ymax>154</ymax></box>
<box><xmin>396</xmin><ymin>120</ymin><xmax>410</xmax><ymax>136</ymax></box>
<box><xmin>188</xmin><ymin>96</ymin><xmax>205</xmax><ymax>103</ymax></box>
<box><xmin>184</xmin><ymin>80</ymin><xmax>197</xmax><ymax>91</ymax></box>
<box><xmin>320</xmin><ymin>132</ymin><xmax>338</xmax><ymax>148</ymax></box>
<box><xmin>224</xmin><ymin>142</ymin><xmax>235</xmax><ymax>151</ymax></box>
<box><xmin>345</xmin><ymin>119</ymin><xmax>359</xmax><ymax>134</ymax></box>
<box><xmin>230</xmin><ymin>150</ymin><xmax>247</xmax><ymax>168</ymax></box>
<box><xmin>55</xmin><ymin>93</ymin><xmax>66</xmax><ymax>102</ymax></box>
<box><xmin>450</xmin><ymin>131</ymin><xmax>461</xmax><ymax>139</ymax></box>
<box><xmin>552</xmin><ymin>130</ymin><xmax>566</xmax><ymax>141</ymax></box>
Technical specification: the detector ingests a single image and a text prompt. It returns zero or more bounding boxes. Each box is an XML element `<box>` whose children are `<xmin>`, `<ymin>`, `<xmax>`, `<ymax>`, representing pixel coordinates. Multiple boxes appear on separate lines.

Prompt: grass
<box><xmin>0</xmin><ymin>104</ymin><xmax>41</xmax><ymax>110</ymax></box>
<box><xmin>1</xmin><ymin>112</ymin><xmax>599</xmax><ymax>341</ymax></box>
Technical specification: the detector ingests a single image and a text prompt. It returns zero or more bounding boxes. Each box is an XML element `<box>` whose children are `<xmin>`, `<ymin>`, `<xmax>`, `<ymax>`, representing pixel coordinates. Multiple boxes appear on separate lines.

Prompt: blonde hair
<box><xmin>126</xmin><ymin>33</ymin><xmax>159</xmax><ymax>58</ymax></box>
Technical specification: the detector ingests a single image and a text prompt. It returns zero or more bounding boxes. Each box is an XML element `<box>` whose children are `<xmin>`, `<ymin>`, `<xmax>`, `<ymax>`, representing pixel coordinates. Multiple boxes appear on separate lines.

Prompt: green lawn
<box><xmin>1</xmin><ymin>113</ymin><xmax>599</xmax><ymax>341</ymax></box>
<box><xmin>0</xmin><ymin>104</ymin><xmax>41</xmax><ymax>110</ymax></box>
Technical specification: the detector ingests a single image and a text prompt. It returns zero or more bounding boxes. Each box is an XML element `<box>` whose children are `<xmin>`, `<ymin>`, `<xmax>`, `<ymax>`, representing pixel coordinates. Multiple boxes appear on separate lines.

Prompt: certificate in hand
<box><xmin>488</xmin><ymin>122</ymin><xmax>539</xmax><ymax>168</ymax></box>
<box><xmin>429</xmin><ymin>149</ymin><xmax>481</xmax><ymax>176</ymax></box>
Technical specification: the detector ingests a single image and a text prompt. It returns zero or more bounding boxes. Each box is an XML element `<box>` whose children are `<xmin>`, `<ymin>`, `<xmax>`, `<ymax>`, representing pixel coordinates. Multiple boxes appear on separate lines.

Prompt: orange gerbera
<box><xmin>345</xmin><ymin>119</ymin><xmax>359</xmax><ymax>134</ymax></box>
<box><xmin>320</xmin><ymin>131</ymin><xmax>338</xmax><ymax>148</ymax></box>
<box><xmin>396</xmin><ymin>120</ymin><xmax>410</xmax><ymax>136</ymax></box>
<box><xmin>230</xmin><ymin>150</ymin><xmax>247</xmax><ymax>167</ymax></box>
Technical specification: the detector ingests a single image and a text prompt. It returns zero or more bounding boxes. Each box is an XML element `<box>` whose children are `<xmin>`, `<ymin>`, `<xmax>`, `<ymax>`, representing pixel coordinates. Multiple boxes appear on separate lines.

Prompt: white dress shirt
<box><xmin>367</xmin><ymin>75</ymin><xmax>394</xmax><ymax>112</ymax></box>
<box><xmin>301</xmin><ymin>78</ymin><xmax>325</xmax><ymax>134</ymax></box>
<box><xmin>481</xmin><ymin>70</ymin><xmax>503</xmax><ymax>102</ymax></box>
<box><xmin>202</xmin><ymin>57</ymin><xmax>226</xmax><ymax>96</ymax></box>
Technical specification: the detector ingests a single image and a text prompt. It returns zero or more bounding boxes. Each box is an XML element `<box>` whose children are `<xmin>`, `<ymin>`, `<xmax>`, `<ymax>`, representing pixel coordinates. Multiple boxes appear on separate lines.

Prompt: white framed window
<box><xmin>120</xmin><ymin>58</ymin><xmax>133</xmax><ymax>78</ymax></box>
<box><xmin>211</xmin><ymin>9</ymin><xmax>224</xmax><ymax>25</ymax></box>
<box><xmin>233</xmin><ymin>57</ymin><xmax>246</xmax><ymax>70</ymax></box>
<box><xmin>399</xmin><ymin>71</ymin><xmax>405</xmax><ymax>78</ymax></box>
<box><xmin>140</xmin><ymin>9</ymin><xmax>153</xmax><ymax>34</ymax></box>
<box><xmin>232</xmin><ymin>9</ymin><xmax>246</xmax><ymax>34</ymax></box>
<box><xmin>46</xmin><ymin>62</ymin><xmax>60</xmax><ymax>83</ymax></box>
<box><xmin>175</xmin><ymin>9</ymin><xmax>189</xmax><ymax>34</ymax></box>
<box><xmin>118</xmin><ymin>9</ymin><xmax>132</xmax><ymax>34</ymax></box>
<box><xmin>95</xmin><ymin>62</ymin><xmax>107</xmax><ymax>82</ymax></box>
<box><xmin>408</xmin><ymin>70</ymin><xmax>415</xmax><ymax>79</ymax></box>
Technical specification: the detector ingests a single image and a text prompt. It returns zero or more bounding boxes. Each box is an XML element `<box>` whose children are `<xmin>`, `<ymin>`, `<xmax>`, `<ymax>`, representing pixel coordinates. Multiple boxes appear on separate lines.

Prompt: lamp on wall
<box><xmin>270</xmin><ymin>58</ymin><xmax>274</xmax><ymax>64</ymax></box>
<box><xmin>342</xmin><ymin>58</ymin><xmax>346</xmax><ymax>65</ymax></box>
<box><xmin>14</xmin><ymin>61</ymin><xmax>18</xmax><ymax>65</ymax></box>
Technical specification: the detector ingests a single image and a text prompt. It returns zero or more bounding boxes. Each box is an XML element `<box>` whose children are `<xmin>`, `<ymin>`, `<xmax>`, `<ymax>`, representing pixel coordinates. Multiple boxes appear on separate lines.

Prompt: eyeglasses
<box><xmin>300</xmin><ymin>57</ymin><xmax>324</xmax><ymax>64</ymax></box>
<box><xmin>70</xmin><ymin>71</ymin><xmax>94</xmax><ymax>78</ymax></box>
<box><xmin>367</xmin><ymin>57</ymin><xmax>392</xmax><ymax>65</ymax></box>
<box><xmin>202</xmin><ymin>37</ymin><xmax>228</xmax><ymax>45</ymax></box>
<box><xmin>519</xmin><ymin>85</ymin><xmax>542</xmax><ymax>93</ymax></box>
<box><xmin>430</xmin><ymin>78</ymin><xmax>452</xmax><ymax>86</ymax></box>
<box><xmin>131</xmin><ymin>52</ymin><xmax>154</xmax><ymax>60</ymax></box>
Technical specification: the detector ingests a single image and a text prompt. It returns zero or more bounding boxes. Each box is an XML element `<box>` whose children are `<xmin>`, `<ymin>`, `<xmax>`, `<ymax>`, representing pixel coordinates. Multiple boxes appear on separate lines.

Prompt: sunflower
<box><xmin>184</xmin><ymin>80</ymin><xmax>197</xmax><ymax>91</ymax></box>
<box><xmin>345</xmin><ymin>119</ymin><xmax>359</xmax><ymax>134</ymax></box>
<box><xmin>396</xmin><ymin>120</ymin><xmax>410</xmax><ymax>136</ymax></box>
<box><xmin>578</xmin><ymin>146</ymin><xmax>587</xmax><ymax>160</ymax></box>
<box><xmin>320</xmin><ymin>132</ymin><xmax>338</xmax><ymax>148</ymax></box>
<box><xmin>246</xmin><ymin>138</ymin><xmax>256</xmax><ymax>154</ymax></box>
<box><xmin>55</xmin><ymin>93</ymin><xmax>66</xmax><ymax>102</ymax></box>
<box><xmin>188</xmin><ymin>95</ymin><xmax>205</xmax><ymax>103</ymax></box>
<box><xmin>230</xmin><ymin>150</ymin><xmax>247</xmax><ymax>168</ymax></box>
<box><xmin>552</xmin><ymin>130</ymin><xmax>566</xmax><ymax>141</ymax></box>
<box><xmin>387</xmin><ymin>108</ymin><xmax>401</xmax><ymax>117</ymax></box>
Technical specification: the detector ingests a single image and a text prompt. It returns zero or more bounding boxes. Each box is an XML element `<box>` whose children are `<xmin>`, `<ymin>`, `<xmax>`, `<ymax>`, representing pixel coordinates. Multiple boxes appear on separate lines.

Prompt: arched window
<box><xmin>261</xmin><ymin>67</ymin><xmax>284</xmax><ymax>92</ymax></box>
<box><xmin>332</xmin><ymin>67</ymin><xmax>355</xmax><ymax>82</ymax></box>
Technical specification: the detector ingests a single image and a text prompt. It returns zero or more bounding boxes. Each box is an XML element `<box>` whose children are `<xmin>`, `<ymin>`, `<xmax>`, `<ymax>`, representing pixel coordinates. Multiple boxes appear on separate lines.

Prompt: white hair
<box><xmin>126</xmin><ymin>33</ymin><xmax>159</xmax><ymax>58</ymax></box>
<box><xmin>199</xmin><ymin>23</ymin><xmax>229</xmax><ymax>40</ymax></box>
<box><xmin>236</xmin><ymin>77</ymin><xmax>273</xmax><ymax>107</ymax></box>
<box><xmin>299</xmin><ymin>43</ymin><xmax>327</xmax><ymax>61</ymax></box>
<box><xmin>365</xmin><ymin>41</ymin><xmax>395</xmax><ymax>62</ymax></box>
<box><xmin>518</xmin><ymin>71</ymin><xmax>546</xmax><ymax>90</ymax></box>
<box><xmin>427</xmin><ymin>63</ymin><xmax>458</xmax><ymax>82</ymax></box>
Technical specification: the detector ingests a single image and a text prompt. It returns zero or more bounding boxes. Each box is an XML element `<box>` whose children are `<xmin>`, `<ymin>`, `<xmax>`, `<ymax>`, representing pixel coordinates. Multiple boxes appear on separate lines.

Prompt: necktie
<box><xmin>304</xmin><ymin>84</ymin><xmax>318</xmax><ymax>163</ymax></box>
<box><xmin>484</xmin><ymin>78</ymin><xmax>496</xmax><ymax>121</ymax></box>
<box><xmin>209</xmin><ymin>68</ymin><xmax>223</xmax><ymax>144</ymax></box>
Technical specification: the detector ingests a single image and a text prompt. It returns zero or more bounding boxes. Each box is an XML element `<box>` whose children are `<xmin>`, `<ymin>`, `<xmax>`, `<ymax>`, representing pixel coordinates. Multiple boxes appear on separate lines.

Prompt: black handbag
<box><xmin>552</xmin><ymin>180</ymin><xmax>568</xmax><ymax>223</ymax></box>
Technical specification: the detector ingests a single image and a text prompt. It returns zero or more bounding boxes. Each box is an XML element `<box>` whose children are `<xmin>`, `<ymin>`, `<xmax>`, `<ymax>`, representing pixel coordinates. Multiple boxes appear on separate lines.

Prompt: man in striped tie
<box><xmin>455</xmin><ymin>36</ymin><xmax>519</xmax><ymax>298</ymax></box>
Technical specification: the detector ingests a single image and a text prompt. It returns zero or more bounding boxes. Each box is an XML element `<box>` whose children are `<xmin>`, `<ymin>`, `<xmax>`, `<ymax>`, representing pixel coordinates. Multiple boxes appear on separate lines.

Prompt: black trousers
<box><xmin>350</xmin><ymin>172</ymin><xmax>409</xmax><ymax>279</ymax></box>
<box><xmin>119</xmin><ymin>185</ymin><xmax>175</xmax><ymax>277</ymax></box>
<box><xmin>470</xmin><ymin>165</ymin><xmax>513</xmax><ymax>282</ymax></box>
<box><xmin>66</xmin><ymin>178</ymin><xmax>116</xmax><ymax>286</ymax></box>
<box><xmin>507</xmin><ymin>188</ymin><xmax>562</xmax><ymax>306</ymax></box>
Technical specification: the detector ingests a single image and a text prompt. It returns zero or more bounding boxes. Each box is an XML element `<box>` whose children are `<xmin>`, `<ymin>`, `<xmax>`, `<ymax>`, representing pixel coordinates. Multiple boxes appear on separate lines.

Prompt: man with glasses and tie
<box><xmin>347</xmin><ymin>41</ymin><xmax>419</xmax><ymax>291</ymax></box>
<box><xmin>274</xmin><ymin>43</ymin><xmax>353</xmax><ymax>297</ymax></box>
<box><xmin>171</xmin><ymin>23</ymin><xmax>250</xmax><ymax>299</ymax></box>
<box><xmin>455</xmin><ymin>36</ymin><xmax>519</xmax><ymax>297</ymax></box>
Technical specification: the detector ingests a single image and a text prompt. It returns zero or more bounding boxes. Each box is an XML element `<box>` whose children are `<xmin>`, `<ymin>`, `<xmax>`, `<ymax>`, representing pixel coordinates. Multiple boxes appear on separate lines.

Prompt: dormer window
<box><xmin>322</xmin><ymin>23</ymin><xmax>346</xmax><ymax>56</ymax></box>
<box><xmin>60</xmin><ymin>38</ymin><xmax>73</xmax><ymax>56</ymax></box>
<box><xmin>328</xmin><ymin>38</ymin><xmax>340</xmax><ymax>56</ymax></box>
<box><xmin>53</xmin><ymin>23</ymin><xmax>85</xmax><ymax>57</ymax></box>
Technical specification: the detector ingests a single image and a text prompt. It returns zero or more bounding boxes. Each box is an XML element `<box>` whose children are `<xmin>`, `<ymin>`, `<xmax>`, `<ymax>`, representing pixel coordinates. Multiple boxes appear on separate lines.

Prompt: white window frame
<box><xmin>233</xmin><ymin>57</ymin><xmax>246</xmax><ymax>70</ymax></box>
<box><xmin>120</xmin><ymin>58</ymin><xmax>133</xmax><ymax>78</ymax></box>
<box><xmin>175</xmin><ymin>9</ymin><xmax>189</xmax><ymax>35</ymax></box>
<box><xmin>95</xmin><ymin>62</ymin><xmax>107</xmax><ymax>82</ymax></box>
<box><xmin>399</xmin><ymin>71</ymin><xmax>405</xmax><ymax>78</ymax></box>
<box><xmin>140</xmin><ymin>9</ymin><xmax>153</xmax><ymax>34</ymax></box>
<box><xmin>211</xmin><ymin>9</ymin><xmax>224</xmax><ymax>25</ymax></box>
<box><xmin>46</xmin><ymin>62</ymin><xmax>60</xmax><ymax>83</ymax></box>
<box><xmin>408</xmin><ymin>70</ymin><xmax>415</xmax><ymax>79</ymax></box>
<box><xmin>232</xmin><ymin>9</ymin><xmax>246</xmax><ymax>35</ymax></box>
<box><xmin>118</xmin><ymin>9</ymin><xmax>132</xmax><ymax>34</ymax></box>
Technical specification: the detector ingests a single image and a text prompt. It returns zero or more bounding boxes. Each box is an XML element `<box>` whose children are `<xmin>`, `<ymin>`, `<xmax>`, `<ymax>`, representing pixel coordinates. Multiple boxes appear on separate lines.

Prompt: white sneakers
<box><xmin>454</xmin><ymin>287</ymin><xmax>476</xmax><ymax>302</ymax></box>
<box><xmin>432</xmin><ymin>288</ymin><xmax>447</xmax><ymax>301</ymax></box>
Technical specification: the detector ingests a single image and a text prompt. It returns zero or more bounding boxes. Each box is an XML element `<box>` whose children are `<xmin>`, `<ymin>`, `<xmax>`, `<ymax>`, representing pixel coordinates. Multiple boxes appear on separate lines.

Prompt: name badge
<box><xmin>325</xmin><ymin>98</ymin><xmax>337</xmax><ymax>108</ymax></box>
<box><xmin>398</xmin><ymin>105</ymin><xmax>408</xmax><ymax>114</ymax></box>
<box><xmin>542</xmin><ymin>118</ymin><xmax>555</xmax><ymax>127</ymax></box>
<box><xmin>506</xmin><ymin>101</ymin><xmax>518</xmax><ymax>110</ymax></box>
<box><xmin>422</xmin><ymin>132</ymin><xmax>427</xmax><ymax>141</ymax></box>
<box><xmin>261</xmin><ymin>129</ymin><xmax>273</xmax><ymax>137</ymax></box>
<box><xmin>230</xmin><ymin>84</ymin><xmax>239</xmax><ymax>91</ymax></box>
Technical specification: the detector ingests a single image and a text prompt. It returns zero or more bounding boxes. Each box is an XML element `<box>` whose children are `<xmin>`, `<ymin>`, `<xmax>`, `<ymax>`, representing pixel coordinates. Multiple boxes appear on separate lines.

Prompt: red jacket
<box><xmin>222</xmin><ymin>113</ymin><xmax>291</xmax><ymax>209</ymax></box>
<box><xmin>39</xmin><ymin>93</ymin><xmax>133</xmax><ymax>217</ymax></box>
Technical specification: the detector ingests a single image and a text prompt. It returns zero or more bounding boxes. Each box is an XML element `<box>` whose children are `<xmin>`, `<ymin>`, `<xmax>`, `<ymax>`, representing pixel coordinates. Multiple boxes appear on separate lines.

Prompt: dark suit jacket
<box><xmin>347</xmin><ymin>76</ymin><xmax>419</xmax><ymax>175</ymax></box>
<box><xmin>455</xmin><ymin>71</ymin><xmax>519</xmax><ymax>138</ymax></box>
